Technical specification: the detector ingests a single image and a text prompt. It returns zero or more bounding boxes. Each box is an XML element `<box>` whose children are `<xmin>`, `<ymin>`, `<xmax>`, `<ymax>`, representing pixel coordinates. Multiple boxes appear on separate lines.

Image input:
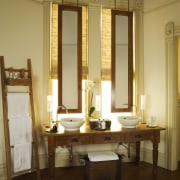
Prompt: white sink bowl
<box><xmin>60</xmin><ymin>117</ymin><xmax>84</xmax><ymax>131</ymax></box>
<box><xmin>117</xmin><ymin>116</ymin><xmax>139</xmax><ymax>128</ymax></box>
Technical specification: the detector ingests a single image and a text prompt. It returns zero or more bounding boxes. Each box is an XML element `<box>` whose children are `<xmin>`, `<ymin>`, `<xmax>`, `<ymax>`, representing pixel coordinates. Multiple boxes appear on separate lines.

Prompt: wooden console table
<box><xmin>42</xmin><ymin>124</ymin><xmax>165</xmax><ymax>179</ymax></box>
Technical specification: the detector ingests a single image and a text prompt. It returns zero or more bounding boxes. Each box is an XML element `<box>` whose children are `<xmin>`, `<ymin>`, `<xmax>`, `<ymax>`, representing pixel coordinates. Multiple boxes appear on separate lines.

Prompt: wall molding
<box><xmin>30</xmin><ymin>0</ymin><xmax>44</xmax><ymax>4</ymax></box>
<box><xmin>144</xmin><ymin>0</ymin><xmax>180</xmax><ymax>14</ymax></box>
<box><xmin>0</xmin><ymin>153</ymin><xmax>49</xmax><ymax>179</ymax></box>
<box><xmin>165</xmin><ymin>21</ymin><xmax>180</xmax><ymax>170</ymax></box>
<box><xmin>0</xmin><ymin>163</ymin><xmax>6</xmax><ymax>180</ymax></box>
<box><xmin>143</xmin><ymin>148</ymin><xmax>167</xmax><ymax>169</ymax></box>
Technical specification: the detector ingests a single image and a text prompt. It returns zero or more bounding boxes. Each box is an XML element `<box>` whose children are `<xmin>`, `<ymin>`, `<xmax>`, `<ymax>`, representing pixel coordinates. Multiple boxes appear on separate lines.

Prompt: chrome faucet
<box><xmin>56</xmin><ymin>105</ymin><xmax>68</xmax><ymax>121</ymax></box>
<box><xmin>50</xmin><ymin>105</ymin><xmax>68</xmax><ymax>133</ymax></box>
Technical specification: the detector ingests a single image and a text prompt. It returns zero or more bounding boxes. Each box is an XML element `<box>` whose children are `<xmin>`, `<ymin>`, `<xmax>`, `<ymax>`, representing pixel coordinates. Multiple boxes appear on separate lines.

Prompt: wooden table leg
<box><xmin>136</xmin><ymin>141</ymin><xmax>140</xmax><ymax>163</ymax></box>
<box><xmin>48</xmin><ymin>136</ymin><xmax>55</xmax><ymax>180</ymax></box>
<box><xmin>152</xmin><ymin>141</ymin><xmax>159</xmax><ymax>179</ymax></box>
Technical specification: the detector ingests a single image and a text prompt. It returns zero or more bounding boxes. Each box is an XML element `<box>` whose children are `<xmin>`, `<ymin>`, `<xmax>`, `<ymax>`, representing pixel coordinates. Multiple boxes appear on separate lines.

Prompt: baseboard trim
<box><xmin>0</xmin><ymin>163</ymin><xmax>6</xmax><ymax>180</ymax></box>
<box><xmin>0</xmin><ymin>146</ymin><xmax>167</xmax><ymax>178</ymax></box>
<box><xmin>0</xmin><ymin>153</ymin><xmax>48</xmax><ymax>179</ymax></box>
<box><xmin>142</xmin><ymin>148</ymin><xmax>167</xmax><ymax>169</ymax></box>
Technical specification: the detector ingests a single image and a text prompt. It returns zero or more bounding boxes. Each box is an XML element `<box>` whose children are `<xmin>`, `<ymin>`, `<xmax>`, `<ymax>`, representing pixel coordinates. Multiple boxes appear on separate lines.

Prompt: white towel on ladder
<box><xmin>7</xmin><ymin>93</ymin><xmax>30</xmax><ymax>118</ymax></box>
<box><xmin>13</xmin><ymin>142</ymin><xmax>32</xmax><ymax>172</ymax></box>
<box><xmin>9</xmin><ymin>116</ymin><xmax>32</xmax><ymax>146</ymax></box>
<box><xmin>7</xmin><ymin>93</ymin><xmax>33</xmax><ymax>172</ymax></box>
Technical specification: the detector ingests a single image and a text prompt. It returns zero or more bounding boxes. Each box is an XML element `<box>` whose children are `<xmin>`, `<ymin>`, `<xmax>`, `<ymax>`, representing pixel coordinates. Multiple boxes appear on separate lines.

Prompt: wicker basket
<box><xmin>83</xmin><ymin>154</ymin><xmax>122</xmax><ymax>180</ymax></box>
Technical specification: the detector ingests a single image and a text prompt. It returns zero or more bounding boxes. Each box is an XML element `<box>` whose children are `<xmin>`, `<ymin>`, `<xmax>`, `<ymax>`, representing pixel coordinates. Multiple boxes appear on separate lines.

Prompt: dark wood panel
<box><xmin>55</xmin><ymin>135</ymin><xmax>90</xmax><ymax>146</ymax></box>
<box><xmin>124</xmin><ymin>132</ymin><xmax>155</xmax><ymax>142</ymax></box>
<box><xmin>92</xmin><ymin>133</ymin><xmax>124</xmax><ymax>144</ymax></box>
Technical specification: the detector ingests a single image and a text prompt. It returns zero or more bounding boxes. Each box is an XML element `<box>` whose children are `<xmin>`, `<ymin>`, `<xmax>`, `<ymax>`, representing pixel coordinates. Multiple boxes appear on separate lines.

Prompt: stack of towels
<box><xmin>7</xmin><ymin>93</ymin><xmax>32</xmax><ymax>173</ymax></box>
<box><xmin>88</xmin><ymin>151</ymin><xmax>119</xmax><ymax>162</ymax></box>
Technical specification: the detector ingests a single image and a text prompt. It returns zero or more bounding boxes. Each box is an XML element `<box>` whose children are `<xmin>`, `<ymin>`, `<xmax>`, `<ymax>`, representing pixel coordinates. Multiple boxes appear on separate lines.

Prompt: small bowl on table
<box><xmin>117</xmin><ymin>116</ymin><xmax>139</xmax><ymax>128</ymax></box>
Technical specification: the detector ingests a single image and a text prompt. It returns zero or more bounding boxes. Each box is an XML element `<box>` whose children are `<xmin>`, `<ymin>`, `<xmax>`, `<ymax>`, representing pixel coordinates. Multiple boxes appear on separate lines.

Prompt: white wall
<box><xmin>143</xmin><ymin>1</ymin><xmax>180</xmax><ymax>120</ymax></box>
<box><xmin>0</xmin><ymin>0</ymin><xmax>44</xmax><ymax>178</ymax></box>
<box><xmin>143</xmin><ymin>0</ymin><xmax>180</xmax><ymax>168</ymax></box>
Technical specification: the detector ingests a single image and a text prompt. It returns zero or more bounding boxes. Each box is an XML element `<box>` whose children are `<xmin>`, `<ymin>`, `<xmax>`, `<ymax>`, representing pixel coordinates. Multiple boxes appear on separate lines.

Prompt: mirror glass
<box><xmin>58</xmin><ymin>6</ymin><xmax>82</xmax><ymax>113</ymax></box>
<box><xmin>111</xmin><ymin>10</ymin><xmax>133</xmax><ymax>112</ymax></box>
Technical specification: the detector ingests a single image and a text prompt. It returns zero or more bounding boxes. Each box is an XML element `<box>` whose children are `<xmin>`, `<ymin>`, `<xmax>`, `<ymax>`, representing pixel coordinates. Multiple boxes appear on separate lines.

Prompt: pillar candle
<box><xmin>95</xmin><ymin>95</ymin><xmax>101</xmax><ymax>111</ymax></box>
<box><xmin>140</xmin><ymin>95</ymin><xmax>146</xmax><ymax>110</ymax></box>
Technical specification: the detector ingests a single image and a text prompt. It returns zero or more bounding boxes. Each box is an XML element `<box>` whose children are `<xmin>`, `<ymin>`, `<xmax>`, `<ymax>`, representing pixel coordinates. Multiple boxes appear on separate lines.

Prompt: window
<box><xmin>50</xmin><ymin>3</ymin><xmax>87</xmax><ymax>119</ymax></box>
<box><xmin>51</xmin><ymin>4</ymin><xmax>87</xmax><ymax>79</ymax></box>
<box><xmin>101</xmin><ymin>8</ymin><xmax>111</xmax><ymax>81</ymax></box>
<box><xmin>50</xmin><ymin>4</ymin><xmax>132</xmax><ymax>120</ymax></box>
<box><xmin>101</xmin><ymin>8</ymin><xmax>131</xmax><ymax>119</ymax></box>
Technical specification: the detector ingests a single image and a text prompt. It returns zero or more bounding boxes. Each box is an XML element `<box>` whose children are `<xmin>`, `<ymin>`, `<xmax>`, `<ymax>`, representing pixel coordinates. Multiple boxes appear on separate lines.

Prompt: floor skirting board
<box><xmin>0</xmin><ymin>163</ymin><xmax>6</xmax><ymax>180</ymax></box>
<box><xmin>143</xmin><ymin>148</ymin><xmax>167</xmax><ymax>169</ymax></box>
<box><xmin>0</xmin><ymin>148</ymin><xmax>168</xmax><ymax>179</ymax></box>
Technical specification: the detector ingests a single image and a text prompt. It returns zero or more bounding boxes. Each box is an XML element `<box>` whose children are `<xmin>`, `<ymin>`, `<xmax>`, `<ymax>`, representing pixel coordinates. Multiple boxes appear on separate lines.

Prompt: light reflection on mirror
<box><xmin>115</xmin><ymin>15</ymin><xmax>128</xmax><ymax>108</ymax></box>
<box><xmin>62</xmin><ymin>10</ymin><xmax>78</xmax><ymax>109</ymax></box>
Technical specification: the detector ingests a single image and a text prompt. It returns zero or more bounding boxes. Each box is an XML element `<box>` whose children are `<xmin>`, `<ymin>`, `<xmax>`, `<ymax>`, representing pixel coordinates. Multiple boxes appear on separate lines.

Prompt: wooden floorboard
<box><xmin>13</xmin><ymin>162</ymin><xmax>180</xmax><ymax>180</ymax></box>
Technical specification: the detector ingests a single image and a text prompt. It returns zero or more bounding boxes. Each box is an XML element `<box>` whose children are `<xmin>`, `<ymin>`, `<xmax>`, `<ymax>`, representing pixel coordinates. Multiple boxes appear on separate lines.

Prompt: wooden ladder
<box><xmin>0</xmin><ymin>56</ymin><xmax>40</xmax><ymax>180</ymax></box>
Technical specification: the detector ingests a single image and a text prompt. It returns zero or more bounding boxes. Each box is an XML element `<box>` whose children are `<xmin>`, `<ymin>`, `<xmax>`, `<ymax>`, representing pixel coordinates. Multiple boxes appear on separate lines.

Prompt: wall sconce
<box><xmin>47</xmin><ymin>95</ymin><xmax>53</xmax><ymax>112</ymax></box>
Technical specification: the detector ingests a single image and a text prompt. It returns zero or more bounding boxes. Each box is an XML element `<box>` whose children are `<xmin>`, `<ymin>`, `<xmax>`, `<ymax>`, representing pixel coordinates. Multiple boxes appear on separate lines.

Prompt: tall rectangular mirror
<box><xmin>58</xmin><ymin>5</ymin><xmax>82</xmax><ymax>113</ymax></box>
<box><xmin>111</xmin><ymin>10</ymin><xmax>133</xmax><ymax>112</ymax></box>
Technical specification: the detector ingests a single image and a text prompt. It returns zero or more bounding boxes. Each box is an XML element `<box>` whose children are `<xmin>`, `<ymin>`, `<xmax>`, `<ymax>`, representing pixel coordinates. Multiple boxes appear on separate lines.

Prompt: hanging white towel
<box><xmin>7</xmin><ymin>93</ymin><xmax>30</xmax><ymax>118</ymax></box>
<box><xmin>9</xmin><ymin>116</ymin><xmax>32</xmax><ymax>146</ymax></box>
<box><xmin>13</xmin><ymin>142</ymin><xmax>32</xmax><ymax>173</ymax></box>
<box><xmin>88</xmin><ymin>151</ymin><xmax>119</xmax><ymax>162</ymax></box>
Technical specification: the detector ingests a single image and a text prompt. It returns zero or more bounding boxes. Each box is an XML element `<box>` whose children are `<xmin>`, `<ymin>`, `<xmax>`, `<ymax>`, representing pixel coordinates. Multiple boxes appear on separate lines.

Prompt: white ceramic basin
<box><xmin>117</xmin><ymin>116</ymin><xmax>139</xmax><ymax>128</ymax></box>
<box><xmin>59</xmin><ymin>117</ymin><xmax>84</xmax><ymax>131</ymax></box>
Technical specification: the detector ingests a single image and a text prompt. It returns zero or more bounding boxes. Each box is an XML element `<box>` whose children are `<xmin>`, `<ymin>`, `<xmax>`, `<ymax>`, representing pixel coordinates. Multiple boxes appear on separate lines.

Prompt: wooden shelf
<box><xmin>0</xmin><ymin>56</ymin><xmax>40</xmax><ymax>180</ymax></box>
<box><xmin>6</xmin><ymin>78</ymin><xmax>31</xmax><ymax>86</ymax></box>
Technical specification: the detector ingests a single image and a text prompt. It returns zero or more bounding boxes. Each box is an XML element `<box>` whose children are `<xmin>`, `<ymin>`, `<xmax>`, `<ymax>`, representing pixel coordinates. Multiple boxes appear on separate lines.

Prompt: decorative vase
<box><xmin>85</xmin><ymin>116</ymin><xmax>91</xmax><ymax>128</ymax></box>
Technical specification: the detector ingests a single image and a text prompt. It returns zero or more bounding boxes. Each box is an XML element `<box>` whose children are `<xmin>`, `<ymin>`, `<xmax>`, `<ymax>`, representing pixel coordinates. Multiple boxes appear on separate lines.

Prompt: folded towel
<box><xmin>12</xmin><ymin>142</ymin><xmax>32</xmax><ymax>173</ymax></box>
<box><xmin>7</xmin><ymin>93</ymin><xmax>29</xmax><ymax>118</ymax></box>
<box><xmin>88</xmin><ymin>151</ymin><xmax>119</xmax><ymax>162</ymax></box>
<box><xmin>9</xmin><ymin>116</ymin><xmax>32</xmax><ymax>146</ymax></box>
